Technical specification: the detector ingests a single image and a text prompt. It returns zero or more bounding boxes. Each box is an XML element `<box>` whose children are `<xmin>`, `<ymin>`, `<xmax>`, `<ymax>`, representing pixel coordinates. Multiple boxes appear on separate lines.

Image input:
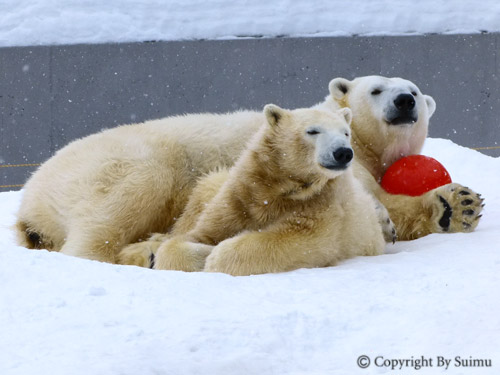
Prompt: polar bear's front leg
<box><xmin>378</xmin><ymin>183</ymin><xmax>484</xmax><ymax>240</ymax></box>
<box><xmin>423</xmin><ymin>183</ymin><xmax>484</xmax><ymax>234</ymax></box>
<box><xmin>204</xmin><ymin>234</ymin><xmax>310</xmax><ymax>276</ymax></box>
<box><xmin>203</xmin><ymin>217</ymin><xmax>344</xmax><ymax>276</ymax></box>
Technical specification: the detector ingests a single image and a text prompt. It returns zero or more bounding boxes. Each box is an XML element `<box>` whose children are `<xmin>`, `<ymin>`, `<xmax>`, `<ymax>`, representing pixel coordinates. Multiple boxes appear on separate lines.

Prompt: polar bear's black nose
<box><xmin>394</xmin><ymin>94</ymin><xmax>415</xmax><ymax>111</ymax></box>
<box><xmin>333</xmin><ymin>147</ymin><xmax>353</xmax><ymax>165</ymax></box>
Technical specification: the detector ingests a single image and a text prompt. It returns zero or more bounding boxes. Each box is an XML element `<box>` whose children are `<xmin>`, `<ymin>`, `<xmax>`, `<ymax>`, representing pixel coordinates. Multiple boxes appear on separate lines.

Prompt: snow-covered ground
<box><xmin>1</xmin><ymin>0</ymin><xmax>500</xmax><ymax>47</ymax></box>
<box><xmin>1</xmin><ymin>138</ymin><xmax>499</xmax><ymax>375</ymax></box>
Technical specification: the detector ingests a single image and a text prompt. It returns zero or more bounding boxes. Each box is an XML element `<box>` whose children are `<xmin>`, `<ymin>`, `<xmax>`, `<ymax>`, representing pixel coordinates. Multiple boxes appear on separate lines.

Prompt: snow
<box><xmin>1</xmin><ymin>0</ymin><xmax>500</xmax><ymax>47</ymax></box>
<box><xmin>1</xmin><ymin>138</ymin><xmax>499</xmax><ymax>374</ymax></box>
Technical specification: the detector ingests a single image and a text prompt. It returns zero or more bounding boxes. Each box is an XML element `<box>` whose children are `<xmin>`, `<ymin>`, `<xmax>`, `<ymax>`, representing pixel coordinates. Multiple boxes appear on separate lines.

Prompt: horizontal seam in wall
<box><xmin>0</xmin><ymin>184</ymin><xmax>24</xmax><ymax>188</ymax></box>
<box><xmin>0</xmin><ymin>163</ymin><xmax>41</xmax><ymax>168</ymax></box>
<box><xmin>470</xmin><ymin>146</ymin><xmax>500</xmax><ymax>150</ymax></box>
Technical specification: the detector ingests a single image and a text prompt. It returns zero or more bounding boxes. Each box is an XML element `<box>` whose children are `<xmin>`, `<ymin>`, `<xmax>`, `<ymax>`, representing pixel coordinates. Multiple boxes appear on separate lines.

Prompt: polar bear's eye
<box><xmin>371</xmin><ymin>89</ymin><xmax>382</xmax><ymax>96</ymax></box>
<box><xmin>306</xmin><ymin>129</ymin><xmax>320</xmax><ymax>135</ymax></box>
<box><xmin>411</xmin><ymin>91</ymin><xmax>418</xmax><ymax>96</ymax></box>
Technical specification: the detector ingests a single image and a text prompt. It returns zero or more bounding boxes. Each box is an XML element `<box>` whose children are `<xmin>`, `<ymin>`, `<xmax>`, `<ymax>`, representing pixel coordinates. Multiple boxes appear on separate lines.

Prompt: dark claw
<box><xmin>463</xmin><ymin>209</ymin><xmax>475</xmax><ymax>216</ymax></box>
<box><xmin>475</xmin><ymin>214</ymin><xmax>483</xmax><ymax>221</ymax></box>
<box><xmin>149</xmin><ymin>253</ymin><xmax>156</xmax><ymax>269</ymax></box>
<box><xmin>462</xmin><ymin>199</ymin><xmax>473</xmax><ymax>206</ymax></box>
<box><xmin>481</xmin><ymin>204</ymin><xmax>485</xmax><ymax>208</ymax></box>
<box><xmin>459</xmin><ymin>190</ymin><xmax>471</xmax><ymax>195</ymax></box>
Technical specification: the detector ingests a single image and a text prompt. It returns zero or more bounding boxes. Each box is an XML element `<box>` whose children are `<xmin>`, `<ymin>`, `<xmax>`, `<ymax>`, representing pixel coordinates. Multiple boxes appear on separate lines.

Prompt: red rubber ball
<box><xmin>381</xmin><ymin>155</ymin><xmax>452</xmax><ymax>196</ymax></box>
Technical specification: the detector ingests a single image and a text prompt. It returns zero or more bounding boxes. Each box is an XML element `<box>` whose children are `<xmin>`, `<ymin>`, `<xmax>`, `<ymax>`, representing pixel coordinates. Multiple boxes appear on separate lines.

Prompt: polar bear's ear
<box><xmin>338</xmin><ymin>107</ymin><xmax>352</xmax><ymax>125</ymax></box>
<box><xmin>329</xmin><ymin>78</ymin><xmax>352</xmax><ymax>100</ymax></box>
<box><xmin>264</xmin><ymin>104</ymin><xmax>286</xmax><ymax>127</ymax></box>
<box><xmin>424</xmin><ymin>95</ymin><xmax>436</xmax><ymax>118</ymax></box>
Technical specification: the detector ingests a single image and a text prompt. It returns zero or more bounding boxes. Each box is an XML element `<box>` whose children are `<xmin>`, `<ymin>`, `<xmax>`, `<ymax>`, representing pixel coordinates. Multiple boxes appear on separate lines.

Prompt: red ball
<box><xmin>381</xmin><ymin>155</ymin><xmax>452</xmax><ymax>196</ymax></box>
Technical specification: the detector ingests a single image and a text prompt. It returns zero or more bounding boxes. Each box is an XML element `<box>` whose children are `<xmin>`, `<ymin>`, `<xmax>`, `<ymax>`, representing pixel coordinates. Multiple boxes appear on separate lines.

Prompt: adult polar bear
<box><xmin>16</xmin><ymin>76</ymin><xmax>483</xmax><ymax>263</ymax></box>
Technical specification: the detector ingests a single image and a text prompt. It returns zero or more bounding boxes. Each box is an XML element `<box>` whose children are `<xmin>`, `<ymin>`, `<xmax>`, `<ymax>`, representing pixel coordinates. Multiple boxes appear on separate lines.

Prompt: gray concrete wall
<box><xmin>1</xmin><ymin>34</ymin><xmax>499</xmax><ymax>192</ymax></box>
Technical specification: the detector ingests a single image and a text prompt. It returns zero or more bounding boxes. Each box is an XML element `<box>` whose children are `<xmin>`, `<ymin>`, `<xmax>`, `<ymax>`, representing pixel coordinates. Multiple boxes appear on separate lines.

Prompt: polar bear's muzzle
<box><xmin>386</xmin><ymin>93</ymin><xmax>418</xmax><ymax>125</ymax></box>
<box><xmin>320</xmin><ymin>146</ymin><xmax>353</xmax><ymax>171</ymax></box>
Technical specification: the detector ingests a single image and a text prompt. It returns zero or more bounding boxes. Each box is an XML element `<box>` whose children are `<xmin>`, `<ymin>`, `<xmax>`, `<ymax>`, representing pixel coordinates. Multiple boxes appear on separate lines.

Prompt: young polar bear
<box><xmin>120</xmin><ymin>105</ymin><xmax>387</xmax><ymax>275</ymax></box>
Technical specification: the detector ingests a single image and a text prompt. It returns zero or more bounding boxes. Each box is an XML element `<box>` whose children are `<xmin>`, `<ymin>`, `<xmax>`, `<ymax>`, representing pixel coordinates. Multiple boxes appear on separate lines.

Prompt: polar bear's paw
<box><xmin>427</xmin><ymin>183</ymin><xmax>484</xmax><ymax>233</ymax></box>
<box><xmin>375</xmin><ymin>200</ymin><xmax>397</xmax><ymax>243</ymax></box>
<box><xmin>116</xmin><ymin>234</ymin><xmax>166</xmax><ymax>267</ymax></box>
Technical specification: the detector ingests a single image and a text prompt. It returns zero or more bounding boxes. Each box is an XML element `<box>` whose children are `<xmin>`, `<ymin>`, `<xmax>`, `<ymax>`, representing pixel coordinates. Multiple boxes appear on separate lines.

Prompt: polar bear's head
<box><xmin>326</xmin><ymin>75</ymin><xmax>436</xmax><ymax>180</ymax></box>
<box><xmin>263</xmin><ymin>104</ymin><xmax>354</xmax><ymax>180</ymax></box>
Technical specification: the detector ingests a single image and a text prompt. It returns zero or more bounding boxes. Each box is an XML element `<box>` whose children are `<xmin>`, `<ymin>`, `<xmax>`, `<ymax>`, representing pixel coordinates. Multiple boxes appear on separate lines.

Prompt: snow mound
<box><xmin>1</xmin><ymin>138</ymin><xmax>499</xmax><ymax>374</ymax></box>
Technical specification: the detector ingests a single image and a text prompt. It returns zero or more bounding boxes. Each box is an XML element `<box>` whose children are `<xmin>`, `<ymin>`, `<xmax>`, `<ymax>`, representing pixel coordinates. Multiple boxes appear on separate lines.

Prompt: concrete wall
<box><xmin>1</xmin><ymin>33</ymin><xmax>499</xmax><ymax>192</ymax></box>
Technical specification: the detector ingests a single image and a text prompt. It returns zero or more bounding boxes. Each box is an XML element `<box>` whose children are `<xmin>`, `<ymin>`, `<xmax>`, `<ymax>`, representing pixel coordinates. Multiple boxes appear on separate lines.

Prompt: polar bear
<box><xmin>15</xmin><ymin>76</ymin><xmax>483</xmax><ymax>264</ymax></box>
<box><xmin>319</xmin><ymin>76</ymin><xmax>483</xmax><ymax>239</ymax></box>
<box><xmin>120</xmin><ymin>105</ymin><xmax>386</xmax><ymax>275</ymax></box>
<box><xmin>16</xmin><ymin>111</ymin><xmax>265</xmax><ymax>262</ymax></box>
